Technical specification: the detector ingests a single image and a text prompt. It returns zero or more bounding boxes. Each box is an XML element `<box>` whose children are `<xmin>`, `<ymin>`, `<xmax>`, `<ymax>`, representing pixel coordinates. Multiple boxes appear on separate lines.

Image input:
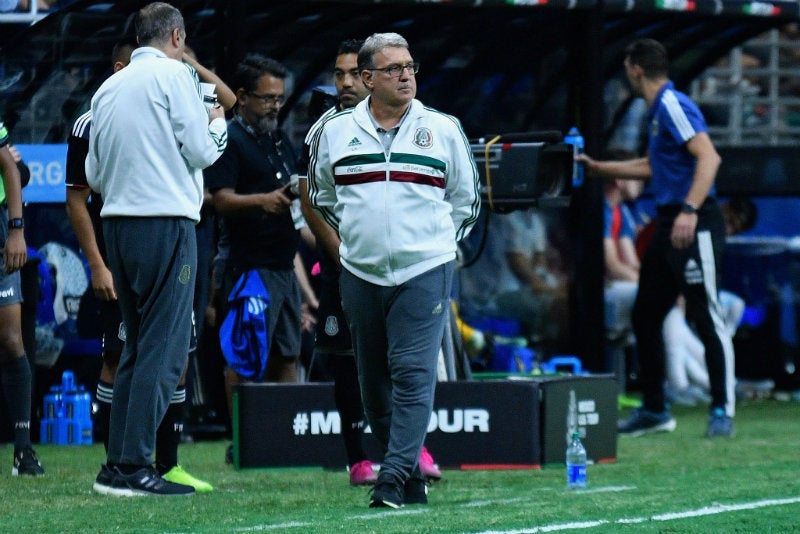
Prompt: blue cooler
<box><xmin>41</xmin><ymin>371</ymin><xmax>93</xmax><ymax>445</ymax></box>
<box><xmin>540</xmin><ymin>355</ymin><xmax>585</xmax><ymax>375</ymax></box>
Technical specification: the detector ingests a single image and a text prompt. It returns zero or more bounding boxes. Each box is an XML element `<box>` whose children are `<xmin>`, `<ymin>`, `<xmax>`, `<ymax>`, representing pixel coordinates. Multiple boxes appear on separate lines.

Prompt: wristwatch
<box><xmin>681</xmin><ymin>202</ymin><xmax>698</xmax><ymax>215</ymax></box>
<box><xmin>7</xmin><ymin>217</ymin><xmax>24</xmax><ymax>230</ymax></box>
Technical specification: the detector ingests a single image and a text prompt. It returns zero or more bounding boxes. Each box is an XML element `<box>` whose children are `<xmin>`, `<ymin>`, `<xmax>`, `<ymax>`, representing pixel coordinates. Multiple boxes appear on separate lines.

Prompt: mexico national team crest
<box><xmin>413</xmin><ymin>127</ymin><xmax>433</xmax><ymax>149</ymax></box>
<box><xmin>324</xmin><ymin>315</ymin><xmax>340</xmax><ymax>336</ymax></box>
<box><xmin>178</xmin><ymin>264</ymin><xmax>191</xmax><ymax>285</ymax></box>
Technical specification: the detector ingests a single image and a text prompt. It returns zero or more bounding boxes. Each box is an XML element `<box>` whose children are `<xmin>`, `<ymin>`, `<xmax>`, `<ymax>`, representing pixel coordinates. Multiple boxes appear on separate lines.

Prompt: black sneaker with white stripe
<box><xmin>92</xmin><ymin>464</ymin><xmax>114</xmax><ymax>494</ymax></box>
<box><xmin>369</xmin><ymin>471</ymin><xmax>404</xmax><ymax>509</ymax></box>
<box><xmin>403</xmin><ymin>475</ymin><xmax>429</xmax><ymax>505</ymax></box>
<box><xmin>102</xmin><ymin>466</ymin><xmax>194</xmax><ymax>496</ymax></box>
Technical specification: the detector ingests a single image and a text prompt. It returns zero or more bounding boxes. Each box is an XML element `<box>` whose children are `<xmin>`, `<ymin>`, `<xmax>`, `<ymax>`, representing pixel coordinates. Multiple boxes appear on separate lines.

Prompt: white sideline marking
<box><xmin>233</xmin><ymin>522</ymin><xmax>313</xmax><ymax>531</ymax></box>
<box><xmin>350</xmin><ymin>508</ymin><xmax>428</xmax><ymax>520</ymax></box>
<box><xmin>651</xmin><ymin>497</ymin><xmax>800</xmax><ymax>521</ymax></box>
<box><xmin>472</xmin><ymin>496</ymin><xmax>800</xmax><ymax>533</ymax></box>
<box><xmin>235</xmin><ymin>511</ymin><xmax>426</xmax><ymax>531</ymax></box>
<box><xmin>232</xmin><ymin>493</ymin><xmax>800</xmax><ymax>532</ymax></box>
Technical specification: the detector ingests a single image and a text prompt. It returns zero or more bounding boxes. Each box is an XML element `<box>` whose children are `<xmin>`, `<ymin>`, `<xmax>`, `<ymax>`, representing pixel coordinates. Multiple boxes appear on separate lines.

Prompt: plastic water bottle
<box><xmin>566</xmin><ymin>432</ymin><xmax>587</xmax><ymax>489</ymax></box>
<box><xmin>61</xmin><ymin>370</ymin><xmax>75</xmax><ymax>393</ymax></box>
<box><xmin>564</xmin><ymin>127</ymin><xmax>584</xmax><ymax>187</ymax></box>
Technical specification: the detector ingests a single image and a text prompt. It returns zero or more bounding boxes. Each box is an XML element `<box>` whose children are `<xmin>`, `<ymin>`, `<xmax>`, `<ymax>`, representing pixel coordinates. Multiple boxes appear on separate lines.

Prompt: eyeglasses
<box><xmin>369</xmin><ymin>62</ymin><xmax>419</xmax><ymax>78</ymax></box>
<box><xmin>248</xmin><ymin>91</ymin><xmax>285</xmax><ymax>105</ymax></box>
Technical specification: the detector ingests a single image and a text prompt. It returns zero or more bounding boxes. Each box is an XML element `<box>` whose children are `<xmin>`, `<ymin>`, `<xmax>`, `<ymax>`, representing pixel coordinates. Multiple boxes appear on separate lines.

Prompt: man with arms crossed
<box><xmin>302</xmin><ymin>38</ymin><xmax>441</xmax><ymax>486</ymax></box>
<box><xmin>309</xmin><ymin>32</ymin><xmax>480</xmax><ymax>508</ymax></box>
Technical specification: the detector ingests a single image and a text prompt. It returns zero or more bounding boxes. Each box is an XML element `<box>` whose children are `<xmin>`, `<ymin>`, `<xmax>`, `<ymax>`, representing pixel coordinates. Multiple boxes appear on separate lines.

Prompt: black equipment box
<box><xmin>470</xmin><ymin>131</ymin><xmax>573</xmax><ymax>210</ymax></box>
<box><xmin>232</xmin><ymin>376</ymin><xmax>617</xmax><ymax>470</ymax></box>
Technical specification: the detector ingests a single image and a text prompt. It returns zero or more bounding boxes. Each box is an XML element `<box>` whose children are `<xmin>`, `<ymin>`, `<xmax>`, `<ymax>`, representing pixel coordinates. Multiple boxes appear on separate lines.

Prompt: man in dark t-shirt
<box><xmin>204</xmin><ymin>55</ymin><xmax>302</xmax><ymax>435</ymax></box>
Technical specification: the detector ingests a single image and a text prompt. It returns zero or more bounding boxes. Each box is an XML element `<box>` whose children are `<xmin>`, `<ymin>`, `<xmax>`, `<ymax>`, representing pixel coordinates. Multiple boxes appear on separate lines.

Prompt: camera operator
<box><xmin>204</xmin><ymin>55</ymin><xmax>304</xmax><ymax>464</ymax></box>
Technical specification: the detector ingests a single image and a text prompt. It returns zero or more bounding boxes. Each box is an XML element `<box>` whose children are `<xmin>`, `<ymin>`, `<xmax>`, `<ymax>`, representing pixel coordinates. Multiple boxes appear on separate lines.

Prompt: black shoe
<box><xmin>225</xmin><ymin>443</ymin><xmax>233</xmax><ymax>465</ymax></box>
<box><xmin>92</xmin><ymin>464</ymin><xmax>114</xmax><ymax>494</ymax></box>
<box><xmin>369</xmin><ymin>472</ymin><xmax>404</xmax><ymax>509</ymax></box>
<box><xmin>12</xmin><ymin>447</ymin><xmax>44</xmax><ymax>477</ymax></box>
<box><xmin>404</xmin><ymin>476</ymin><xmax>428</xmax><ymax>505</ymax></box>
<box><xmin>617</xmin><ymin>408</ymin><xmax>676</xmax><ymax>436</ymax></box>
<box><xmin>106</xmin><ymin>466</ymin><xmax>195</xmax><ymax>496</ymax></box>
<box><xmin>705</xmin><ymin>408</ymin><xmax>735</xmax><ymax>438</ymax></box>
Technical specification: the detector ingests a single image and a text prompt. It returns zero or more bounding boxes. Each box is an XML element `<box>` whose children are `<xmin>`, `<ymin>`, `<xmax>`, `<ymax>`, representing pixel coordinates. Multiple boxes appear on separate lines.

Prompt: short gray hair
<box><xmin>135</xmin><ymin>2</ymin><xmax>185</xmax><ymax>47</ymax></box>
<box><xmin>358</xmin><ymin>32</ymin><xmax>410</xmax><ymax>71</ymax></box>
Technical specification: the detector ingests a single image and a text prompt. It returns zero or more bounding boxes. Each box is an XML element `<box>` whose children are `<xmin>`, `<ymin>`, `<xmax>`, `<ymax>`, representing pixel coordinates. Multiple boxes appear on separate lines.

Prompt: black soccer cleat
<box><xmin>12</xmin><ymin>447</ymin><xmax>44</xmax><ymax>477</ymax></box>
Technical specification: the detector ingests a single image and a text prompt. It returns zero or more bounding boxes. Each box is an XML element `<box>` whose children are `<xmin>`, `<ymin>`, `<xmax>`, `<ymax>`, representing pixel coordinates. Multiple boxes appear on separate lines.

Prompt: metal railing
<box><xmin>691</xmin><ymin>29</ymin><xmax>800</xmax><ymax>147</ymax></box>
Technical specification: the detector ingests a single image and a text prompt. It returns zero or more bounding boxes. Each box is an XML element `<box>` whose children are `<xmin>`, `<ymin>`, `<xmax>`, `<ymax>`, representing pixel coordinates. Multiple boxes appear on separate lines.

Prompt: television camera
<box><xmin>470</xmin><ymin>131</ymin><xmax>573</xmax><ymax>212</ymax></box>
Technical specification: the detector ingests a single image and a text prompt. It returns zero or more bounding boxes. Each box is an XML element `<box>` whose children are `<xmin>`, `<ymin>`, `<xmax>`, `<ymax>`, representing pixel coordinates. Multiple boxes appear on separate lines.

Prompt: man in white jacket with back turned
<box><xmin>86</xmin><ymin>2</ymin><xmax>226</xmax><ymax>496</ymax></box>
<box><xmin>308</xmin><ymin>32</ymin><xmax>480</xmax><ymax>508</ymax></box>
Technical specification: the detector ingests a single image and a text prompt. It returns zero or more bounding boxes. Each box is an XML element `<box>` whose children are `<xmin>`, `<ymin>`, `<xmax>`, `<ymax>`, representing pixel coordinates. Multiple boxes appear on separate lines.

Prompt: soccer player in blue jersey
<box><xmin>579</xmin><ymin>38</ymin><xmax>735</xmax><ymax>438</ymax></box>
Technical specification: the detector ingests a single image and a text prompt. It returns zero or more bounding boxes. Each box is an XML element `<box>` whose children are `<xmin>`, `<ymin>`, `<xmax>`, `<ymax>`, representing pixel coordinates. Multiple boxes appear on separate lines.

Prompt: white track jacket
<box><xmin>86</xmin><ymin>47</ymin><xmax>227</xmax><ymax>222</ymax></box>
<box><xmin>308</xmin><ymin>97</ymin><xmax>480</xmax><ymax>286</ymax></box>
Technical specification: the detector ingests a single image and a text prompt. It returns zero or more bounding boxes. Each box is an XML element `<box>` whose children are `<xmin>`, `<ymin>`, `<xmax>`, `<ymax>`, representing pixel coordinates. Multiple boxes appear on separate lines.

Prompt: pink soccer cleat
<box><xmin>349</xmin><ymin>459</ymin><xmax>377</xmax><ymax>486</ymax></box>
<box><xmin>419</xmin><ymin>446</ymin><xmax>442</xmax><ymax>480</ymax></box>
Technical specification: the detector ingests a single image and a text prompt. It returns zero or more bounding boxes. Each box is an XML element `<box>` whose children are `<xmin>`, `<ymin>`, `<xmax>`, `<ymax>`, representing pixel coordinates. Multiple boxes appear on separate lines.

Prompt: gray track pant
<box><xmin>103</xmin><ymin>217</ymin><xmax>196</xmax><ymax>466</ymax></box>
<box><xmin>340</xmin><ymin>261</ymin><xmax>453</xmax><ymax>482</ymax></box>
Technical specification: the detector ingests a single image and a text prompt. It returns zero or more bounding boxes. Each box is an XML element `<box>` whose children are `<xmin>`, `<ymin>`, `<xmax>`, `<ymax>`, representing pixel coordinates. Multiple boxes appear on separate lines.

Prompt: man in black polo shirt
<box><xmin>205</xmin><ymin>55</ymin><xmax>302</xmax><ymax>433</ymax></box>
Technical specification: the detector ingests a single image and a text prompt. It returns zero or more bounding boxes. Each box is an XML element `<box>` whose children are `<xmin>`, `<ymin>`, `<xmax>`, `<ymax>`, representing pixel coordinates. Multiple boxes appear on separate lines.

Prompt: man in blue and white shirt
<box><xmin>580</xmin><ymin>39</ymin><xmax>734</xmax><ymax>438</ymax></box>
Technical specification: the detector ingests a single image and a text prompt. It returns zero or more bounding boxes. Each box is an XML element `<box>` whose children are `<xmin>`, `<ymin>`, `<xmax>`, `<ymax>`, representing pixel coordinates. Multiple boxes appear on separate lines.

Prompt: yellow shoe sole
<box><xmin>163</xmin><ymin>466</ymin><xmax>214</xmax><ymax>493</ymax></box>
